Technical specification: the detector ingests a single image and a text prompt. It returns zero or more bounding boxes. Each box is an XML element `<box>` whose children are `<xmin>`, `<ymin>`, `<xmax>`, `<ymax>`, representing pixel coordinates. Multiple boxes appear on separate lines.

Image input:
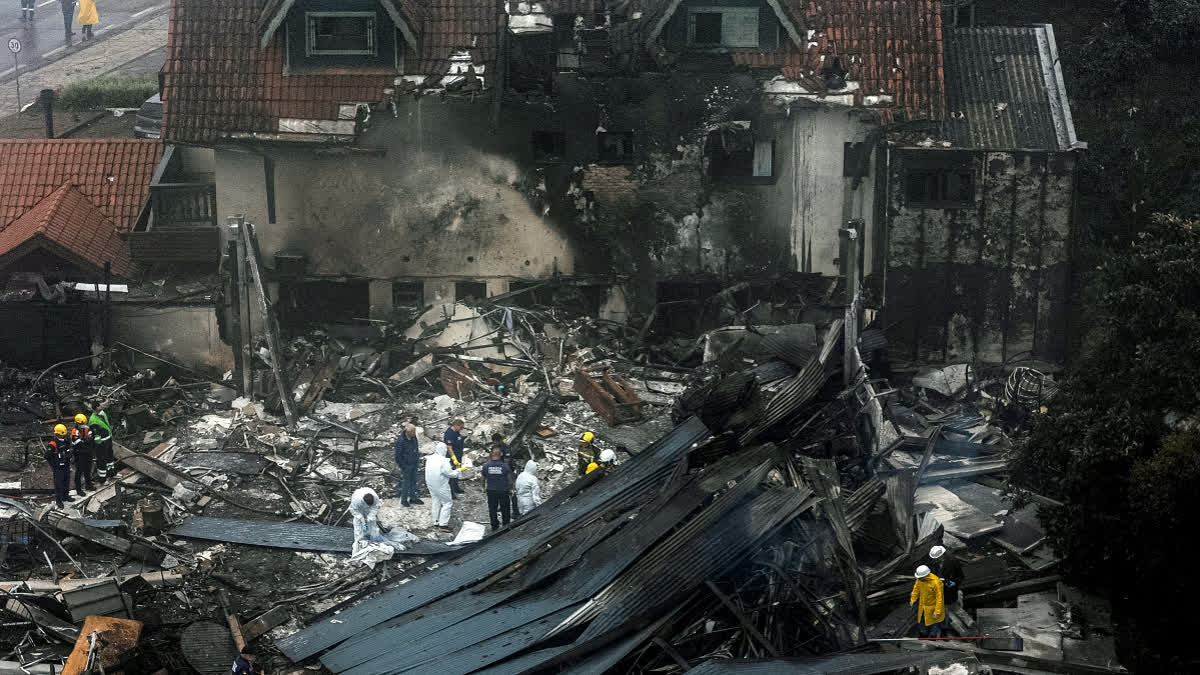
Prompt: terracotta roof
<box><xmin>0</xmin><ymin>183</ymin><xmax>137</xmax><ymax>280</ymax></box>
<box><xmin>0</xmin><ymin>139</ymin><xmax>162</xmax><ymax>232</ymax></box>
<box><xmin>735</xmin><ymin>0</ymin><xmax>946</xmax><ymax>122</ymax></box>
<box><xmin>163</xmin><ymin>0</ymin><xmax>499</xmax><ymax>144</ymax></box>
<box><xmin>623</xmin><ymin>0</ymin><xmax>946</xmax><ymax>122</ymax></box>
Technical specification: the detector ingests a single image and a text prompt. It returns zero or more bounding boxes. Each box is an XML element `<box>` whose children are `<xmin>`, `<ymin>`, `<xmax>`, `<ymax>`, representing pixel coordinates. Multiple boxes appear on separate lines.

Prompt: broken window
<box><xmin>391</xmin><ymin>281</ymin><xmax>423</xmax><ymax>308</ymax></box>
<box><xmin>532</xmin><ymin>131</ymin><xmax>566</xmax><ymax>163</ymax></box>
<box><xmin>280</xmin><ymin>280</ymin><xmax>370</xmax><ymax>328</ymax></box>
<box><xmin>687</xmin><ymin>7</ymin><xmax>759</xmax><ymax>48</ymax></box>
<box><xmin>597</xmin><ymin>132</ymin><xmax>635</xmax><ymax>164</ymax></box>
<box><xmin>455</xmin><ymin>281</ymin><xmax>488</xmax><ymax>302</ymax></box>
<box><xmin>306</xmin><ymin>12</ymin><xmax>376</xmax><ymax>56</ymax></box>
<box><xmin>905</xmin><ymin>170</ymin><xmax>976</xmax><ymax>207</ymax></box>
<box><xmin>707</xmin><ymin>126</ymin><xmax>774</xmax><ymax>181</ymax></box>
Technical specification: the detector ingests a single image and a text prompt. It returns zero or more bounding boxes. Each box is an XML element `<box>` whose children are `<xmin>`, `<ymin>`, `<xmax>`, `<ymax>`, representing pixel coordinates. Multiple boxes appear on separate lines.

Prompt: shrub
<box><xmin>57</xmin><ymin>76</ymin><xmax>158</xmax><ymax>112</ymax></box>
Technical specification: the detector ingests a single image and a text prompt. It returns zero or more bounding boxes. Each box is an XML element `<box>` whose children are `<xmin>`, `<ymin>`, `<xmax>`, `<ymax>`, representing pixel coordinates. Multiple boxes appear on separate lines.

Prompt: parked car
<box><xmin>133</xmin><ymin>94</ymin><xmax>162</xmax><ymax>139</ymax></box>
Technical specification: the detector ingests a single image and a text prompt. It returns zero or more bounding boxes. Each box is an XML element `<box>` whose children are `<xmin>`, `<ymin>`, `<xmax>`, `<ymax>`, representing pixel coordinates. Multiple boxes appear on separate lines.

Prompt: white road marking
<box><xmin>37</xmin><ymin>0</ymin><xmax>56</xmax><ymax>8</ymax></box>
<box><xmin>132</xmin><ymin>4</ymin><xmax>164</xmax><ymax>19</ymax></box>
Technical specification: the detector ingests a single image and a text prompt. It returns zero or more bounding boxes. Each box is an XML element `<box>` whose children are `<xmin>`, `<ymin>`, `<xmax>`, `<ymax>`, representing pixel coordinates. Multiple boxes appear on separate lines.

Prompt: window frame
<box><xmin>686</xmin><ymin>6</ymin><xmax>760</xmax><ymax>49</ymax></box>
<box><xmin>707</xmin><ymin>128</ymin><xmax>776</xmax><ymax>184</ymax></box>
<box><xmin>597</xmin><ymin>131</ymin><xmax>636</xmax><ymax>165</ymax></box>
<box><xmin>305</xmin><ymin>11</ymin><xmax>377</xmax><ymax>57</ymax></box>
<box><xmin>904</xmin><ymin>168</ymin><xmax>977</xmax><ymax>209</ymax></box>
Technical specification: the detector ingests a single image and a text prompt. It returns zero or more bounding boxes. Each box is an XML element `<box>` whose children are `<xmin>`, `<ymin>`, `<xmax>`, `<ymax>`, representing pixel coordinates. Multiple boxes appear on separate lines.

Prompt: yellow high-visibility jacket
<box><xmin>910</xmin><ymin>573</ymin><xmax>945</xmax><ymax>626</ymax></box>
<box><xmin>77</xmin><ymin>0</ymin><xmax>98</xmax><ymax>25</ymax></box>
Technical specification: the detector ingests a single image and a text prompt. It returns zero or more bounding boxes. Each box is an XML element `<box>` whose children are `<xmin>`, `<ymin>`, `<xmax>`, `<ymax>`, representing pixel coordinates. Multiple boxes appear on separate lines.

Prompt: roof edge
<box><xmin>1037</xmin><ymin>24</ymin><xmax>1085</xmax><ymax>151</ymax></box>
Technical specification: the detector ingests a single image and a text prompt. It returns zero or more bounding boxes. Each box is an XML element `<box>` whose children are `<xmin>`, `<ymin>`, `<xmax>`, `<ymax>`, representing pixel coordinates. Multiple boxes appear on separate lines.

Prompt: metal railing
<box><xmin>149</xmin><ymin>182</ymin><xmax>217</xmax><ymax>229</ymax></box>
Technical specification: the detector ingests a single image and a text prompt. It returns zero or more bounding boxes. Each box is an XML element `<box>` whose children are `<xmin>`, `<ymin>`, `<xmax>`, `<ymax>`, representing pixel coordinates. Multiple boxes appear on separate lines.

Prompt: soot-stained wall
<box><xmin>887</xmin><ymin>148</ymin><xmax>1077</xmax><ymax>364</ymax></box>
<box><xmin>214</xmin><ymin>98</ymin><xmax>575</xmax><ymax>283</ymax></box>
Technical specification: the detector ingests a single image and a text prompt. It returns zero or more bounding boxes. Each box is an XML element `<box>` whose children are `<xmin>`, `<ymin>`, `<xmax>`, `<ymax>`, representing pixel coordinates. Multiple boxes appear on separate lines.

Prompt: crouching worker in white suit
<box><xmin>348</xmin><ymin>486</ymin><xmax>417</xmax><ymax>568</ymax></box>
<box><xmin>425</xmin><ymin>444</ymin><xmax>458</xmax><ymax>530</ymax></box>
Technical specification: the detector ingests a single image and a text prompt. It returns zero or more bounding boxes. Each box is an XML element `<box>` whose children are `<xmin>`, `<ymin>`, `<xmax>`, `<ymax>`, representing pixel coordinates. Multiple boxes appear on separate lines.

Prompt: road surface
<box><xmin>0</xmin><ymin>0</ymin><xmax>167</xmax><ymax>84</ymax></box>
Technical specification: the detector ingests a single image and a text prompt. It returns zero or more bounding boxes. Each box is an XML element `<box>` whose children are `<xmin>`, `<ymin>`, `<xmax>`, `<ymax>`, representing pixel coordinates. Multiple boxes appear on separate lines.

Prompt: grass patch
<box><xmin>57</xmin><ymin>75</ymin><xmax>158</xmax><ymax>112</ymax></box>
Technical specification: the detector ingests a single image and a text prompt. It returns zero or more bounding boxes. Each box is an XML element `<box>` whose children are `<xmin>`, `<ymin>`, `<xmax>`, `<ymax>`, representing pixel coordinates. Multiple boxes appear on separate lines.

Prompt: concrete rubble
<box><xmin>0</xmin><ymin>289</ymin><xmax>1124</xmax><ymax>674</ymax></box>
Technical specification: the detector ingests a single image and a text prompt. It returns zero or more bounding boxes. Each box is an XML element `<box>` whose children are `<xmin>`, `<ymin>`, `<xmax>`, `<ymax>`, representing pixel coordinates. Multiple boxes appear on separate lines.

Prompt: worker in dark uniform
<box><xmin>70</xmin><ymin>413</ymin><xmax>95</xmax><ymax>495</ymax></box>
<box><xmin>45</xmin><ymin>424</ymin><xmax>73</xmax><ymax>508</ymax></box>
<box><xmin>394</xmin><ymin>423</ymin><xmax>422</xmax><ymax>506</ymax></box>
<box><xmin>443</xmin><ymin>418</ymin><xmax>466</xmax><ymax>497</ymax></box>
<box><xmin>231</xmin><ymin>645</ymin><xmax>264</xmax><ymax>674</ymax></box>
<box><xmin>491</xmin><ymin>432</ymin><xmax>513</xmax><ymax>467</ymax></box>
<box><xmin>21</xmin><ymin>0</ymin><xmax>35</xmax><ymax>22</ymax></box>
<box><xmin>481</xmin><ymin>446</ymin><xmax>514</xmax><ymax>532</ymax></box>
<box><xmin>89</xmin><ymin>400</ymin><xmax>114</xmax><ymax>484</ymax></box>
<box><xmin>577</xmin><ymin>431</ymin><xmax>596</xmax><ymax>477</ymax></box>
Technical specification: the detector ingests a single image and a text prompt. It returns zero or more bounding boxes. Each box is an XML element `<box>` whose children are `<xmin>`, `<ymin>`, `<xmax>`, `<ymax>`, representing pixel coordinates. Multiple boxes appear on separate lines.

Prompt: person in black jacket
<box><xmin>928</xmin><ymin>544</ymin><xmax>964</xmax><ymax>607</ymax></box>
<box><xmin>45</xmin><ymin>424</ymin><xmax>73</xmax><ymax>508</ymax></box>
<box><xmin>394</xmin><ymin>423</ymin><xmax>423</xmax><ymax>506</ymax></box>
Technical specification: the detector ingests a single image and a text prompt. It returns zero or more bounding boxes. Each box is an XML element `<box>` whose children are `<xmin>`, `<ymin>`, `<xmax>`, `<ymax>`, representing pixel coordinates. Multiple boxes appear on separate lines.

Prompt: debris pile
<box><xmin>0</xmin><ymin>285</ymin><xmax>1124</xmax><ymax>674</ymax></box>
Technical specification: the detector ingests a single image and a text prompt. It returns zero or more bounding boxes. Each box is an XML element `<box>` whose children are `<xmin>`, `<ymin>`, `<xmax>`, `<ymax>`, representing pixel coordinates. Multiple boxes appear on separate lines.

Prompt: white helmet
<box><xmin>600</xmin><ymin>449</ymin><xmax>616</xmax><ymax>463</ymax></box>
<box><xmin>930</xmin><ymin>545</ymin><xmax>946</xmax><ymax>559</ymax></box>
<box><xmin>915</xmin><ymin>565</ymin><xmax>931</xmax><ymax>579</ymax></box>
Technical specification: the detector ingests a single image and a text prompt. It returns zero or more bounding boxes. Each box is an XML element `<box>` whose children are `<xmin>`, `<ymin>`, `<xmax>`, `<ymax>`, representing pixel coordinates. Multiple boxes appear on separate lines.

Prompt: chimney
<box><xmin>40</xmin><ymin>89</ymin><xmax>55</xmax><ymax>138</ymax></box>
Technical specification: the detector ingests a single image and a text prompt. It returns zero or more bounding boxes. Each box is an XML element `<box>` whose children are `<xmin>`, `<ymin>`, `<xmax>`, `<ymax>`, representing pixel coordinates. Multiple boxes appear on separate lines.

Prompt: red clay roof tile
<box><xmin>0</xmin><ymin>139</ymin><xmax>161</xmax><ymax>233</ymax></box>
<box><xmin>0</xmin><ymin>183</ymin><xmax>137</xmax><ymax>279</ymax></box>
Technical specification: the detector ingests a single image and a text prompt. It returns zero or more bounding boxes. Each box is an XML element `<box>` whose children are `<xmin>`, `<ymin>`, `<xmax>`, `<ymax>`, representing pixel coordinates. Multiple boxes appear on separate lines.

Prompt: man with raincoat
<box><xmin>514</xmin><ymin>460</ymin><xmax>542</xmax><ymax>515</ymax></box>
<box><xmin>425</xmin><ymin>444</ymin><xmax>460</xmax><ymax>531</ymax></box>
<box><xmin>909</xmin><ymin>564</ymin><xmax>946</xmax><ymax>638</ymax></box>
<box><xmin>76</xmin><ymin>0</ymin><xmax>97</xmax><ymax>41</ymax></box>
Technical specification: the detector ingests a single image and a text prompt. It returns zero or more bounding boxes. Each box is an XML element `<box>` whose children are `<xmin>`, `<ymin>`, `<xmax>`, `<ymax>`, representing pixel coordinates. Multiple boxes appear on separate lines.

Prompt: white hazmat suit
<box><xmin>347</xmin><ymin>486</ymin><xmax>417</xmax><ymax>568</ymax></box>
<box><xmin>514</xmin><ymin>459</ymin><xmax>542</xmax><ymax>515</ymax></box>
<box><xmin>425</xmin><ymin>444</ymin><xmax>458</xmax><ymax>527</ymax></box>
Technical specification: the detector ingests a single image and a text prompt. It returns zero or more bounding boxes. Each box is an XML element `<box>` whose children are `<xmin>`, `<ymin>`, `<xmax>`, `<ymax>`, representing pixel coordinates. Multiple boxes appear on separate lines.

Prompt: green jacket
<box><xmin>89</xmin><ymin>410</ymin><xmax>112</xmax><ymax>441</ymax></box>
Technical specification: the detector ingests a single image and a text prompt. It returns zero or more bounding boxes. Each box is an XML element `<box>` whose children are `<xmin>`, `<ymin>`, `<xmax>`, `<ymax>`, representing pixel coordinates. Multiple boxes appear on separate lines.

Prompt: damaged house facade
<box><xmin>159</xmin><ymin>0</ymin><xmax>1082</xmax><ymax>362</ymax></box>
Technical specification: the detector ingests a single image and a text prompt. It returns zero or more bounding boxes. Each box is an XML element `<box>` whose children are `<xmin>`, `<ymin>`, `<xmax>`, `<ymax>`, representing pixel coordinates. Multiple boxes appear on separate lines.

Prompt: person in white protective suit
<box><xmin>514</xmin><ymin>459</ymin><xmax>542</xmax><ymax>515</ymax></box>
<box><xmin>425</xmin><ymin>444</ymin><xmax>458</xmax><ymax>530</ymax></box>
<box><xmin>348</xmin><ymin>486</ymin><xmax>417</xmax><ymax>567</ymax></box>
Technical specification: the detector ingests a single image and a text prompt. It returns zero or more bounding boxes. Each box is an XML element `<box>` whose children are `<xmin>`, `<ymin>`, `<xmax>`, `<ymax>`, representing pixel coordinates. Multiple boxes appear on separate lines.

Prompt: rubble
<box><xmin>0</xmin><ymin>282</ymin><xmax>1124</xmax><ymax>674</ymax></box>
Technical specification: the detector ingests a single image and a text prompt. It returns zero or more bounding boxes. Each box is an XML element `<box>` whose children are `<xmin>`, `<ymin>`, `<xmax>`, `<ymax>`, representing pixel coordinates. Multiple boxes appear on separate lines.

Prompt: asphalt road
<box><xmin>0</xmin><ymin>0</ymin><xmax>167</xmax><ymax>83</ymax></box>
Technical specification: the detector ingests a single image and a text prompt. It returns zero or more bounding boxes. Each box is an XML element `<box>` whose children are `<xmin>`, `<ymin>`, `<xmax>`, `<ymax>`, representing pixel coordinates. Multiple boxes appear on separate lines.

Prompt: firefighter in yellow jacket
<box><xmin>909</xmin><ymin>564</ymin><xmax>946</xmax><ymax>638</ymax></box>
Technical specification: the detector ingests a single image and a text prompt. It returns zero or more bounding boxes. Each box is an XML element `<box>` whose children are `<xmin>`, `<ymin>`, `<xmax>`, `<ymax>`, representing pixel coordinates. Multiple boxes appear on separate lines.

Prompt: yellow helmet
<box><xmin>53</xmin><ymin>424</ymin><xmax>67</xmax><ymax>435</ymax></box>
<box><xmin>581</xmin><ymin>431</ymin><xmax>594</xmax><ymax>443</ymax></box>
<box><xmin>75</xmin><ymin>413</ymin><xmax>87</xmax><ymax>424</ymax></box>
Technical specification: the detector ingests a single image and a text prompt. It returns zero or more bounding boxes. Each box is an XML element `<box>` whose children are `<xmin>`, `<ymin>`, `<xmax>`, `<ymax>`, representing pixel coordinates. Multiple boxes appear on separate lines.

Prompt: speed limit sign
<box><xmin>7</xmin><ymin>38</ymin><xmax>20</xmax><ymax>54</ymax></box>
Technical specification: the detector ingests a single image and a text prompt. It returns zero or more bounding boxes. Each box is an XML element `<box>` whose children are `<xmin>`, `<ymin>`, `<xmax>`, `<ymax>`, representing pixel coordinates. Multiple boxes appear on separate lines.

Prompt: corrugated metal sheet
<box><xmin>689</xmin><ymin>651</ymin><xmax>978</xmax><ymax>674</ymax></box>
<box><xmin>324</xmin><ymin>443</ymin><xmax>772</xmax><ymax>674</ymax></box>
<box><xmin>280</xmin><ymin>416</ymin><xmax>710</xmax><ymax>663</ymax></box>
<box><xmin>943</xmin><ymin>26</ymin><xmax>1069</xmax><ymax>150</ymax></box>
<box><xmin>169</xmin><ymin>516</ymin><xmax>465</xmax><ymax>556</ymax></box>
<box><xmin>575</xmin><ymin>488</ymin><xmax>815</xmax><ymax>642</ymax></box>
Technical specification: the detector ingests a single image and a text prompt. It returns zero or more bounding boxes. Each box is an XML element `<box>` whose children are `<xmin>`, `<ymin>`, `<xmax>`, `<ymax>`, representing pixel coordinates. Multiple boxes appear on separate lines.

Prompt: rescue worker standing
<box><xmin>443</xmin><ymin>418</ymin><xmax>466</xmax><ymax>497</ymax></box>
<box><xmin>481</xmin><ymin>446</ymin><xmax>514</xmax><ymax>532</ymax></box>
<box><xmin>70</xmin><ymin>413</ymin><xmax>95</xmax><ymax>495</ymax></box>
<box><xmin>89</xmin><ymin>400</ymin><xmax>114</xmax><ymax>483</ymax></box>
<box><xmin>45</xmin><ymin>424</ymin><xmax>73</xmax><ymax>508</ymax></box>
<box><xmin>577</xmin><ymin>431</ymin><xmax>597</xmax><ymax>476</ymax></box>
<box><xmin>514</xmin><ymin>459</ymin><xmax>542</xmax><ymax>515</ymax></box>
<box><xmin>58</xmin><ymin>0</ymin><xmax>75</xmax><ymax>44</ymax></box>
<box><xmin>927</xmin><ymin>545</ymin><xmax>964</xmax><ymax>608</ymax></box>
<box><xmin>909</xmin><ymin>565</ymin><xmax>945</xmax><ymax>638</ymax></box>
<box><xmin>394</xmin><ymin>423</ymin><xmax>422</xmax><ymax>506</ymax></box>
<box><xmin>425</xmin><ymin>445</ymin><xmax>459</xmax><ymax>531</ymax></box>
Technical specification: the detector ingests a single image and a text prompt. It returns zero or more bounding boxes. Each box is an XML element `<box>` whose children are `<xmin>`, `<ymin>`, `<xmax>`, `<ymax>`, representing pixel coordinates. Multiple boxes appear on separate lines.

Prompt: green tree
<box><xmin>1010</xmin><ymin>214</ymin><xmax>1200</xmax><ymax>671</ymax></box>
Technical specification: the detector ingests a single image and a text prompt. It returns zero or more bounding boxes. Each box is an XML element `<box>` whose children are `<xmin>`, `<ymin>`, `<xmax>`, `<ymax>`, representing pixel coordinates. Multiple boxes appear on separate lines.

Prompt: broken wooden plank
<box><xmin>297</xmin><ymin>356</ymin><xmax>341</xmax><ymax>413</ymax></box>
<box><xmin>44</xmin><ymin>510</ymin><xmax>164</xmax><ymax>565</ymax></box>
<box><xmin>389</xmin><ymin>353</ymin><xmax>436</xmax><ymax>385</ymax></box>
<box><xmin>242</xmin><ymin>605</ymin><xmax>290</xmax><ymax>642</ymax></box>
<box><xmin>574</xmin><ymin>369</ymin><xmax>644</xmax><ymax>426</ymax></box>
<box><xmin>240</xmin><ymin>220</ymin><xmax>299</xmax><ymax>429</ymax></box>
<box><xmin>1</xmin><ymin>572</ymin><xmax>183</xmax><ymax>593</ymax></box>
<box><xmin>83</xmin><ymin>440</ymin><xmax>178</xmax><ymax>514</ymax></box>
<box><xmin>914</xmin><ymin>485</ymin><xmax>1003</xmax><ymax>540</ymax></box>
<box><xmin>61</xmin><ymin>616</ymin><xmax>143</xmax><ymax>675</ymax></box>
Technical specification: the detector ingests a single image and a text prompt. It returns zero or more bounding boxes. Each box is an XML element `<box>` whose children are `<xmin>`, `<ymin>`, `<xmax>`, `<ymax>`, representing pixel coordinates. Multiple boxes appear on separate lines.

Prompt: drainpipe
<box><xmin>40</xmin><ymin>89</ymin><xmax>55</xmax><ymax>138</ymax></box>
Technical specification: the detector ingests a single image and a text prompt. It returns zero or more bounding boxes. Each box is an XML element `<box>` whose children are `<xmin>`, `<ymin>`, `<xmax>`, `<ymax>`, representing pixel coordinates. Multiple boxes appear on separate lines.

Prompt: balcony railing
<box><xmin>150</xmin><ymin>182</ymin><xmax>217</xmax><ymax>229</ymax></box>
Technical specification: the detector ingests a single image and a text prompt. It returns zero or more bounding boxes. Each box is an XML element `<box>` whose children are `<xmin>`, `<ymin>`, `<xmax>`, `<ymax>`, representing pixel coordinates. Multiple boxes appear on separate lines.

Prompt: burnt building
<box><xmin>158</xmin><ymin>0</ymin><xmax>1081</xmax><ymax>363</ymax></box>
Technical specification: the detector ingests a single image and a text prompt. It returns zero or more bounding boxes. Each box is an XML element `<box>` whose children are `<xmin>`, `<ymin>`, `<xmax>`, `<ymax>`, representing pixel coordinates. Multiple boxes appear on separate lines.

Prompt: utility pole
<box><xmin>840</xmin><ymin>223</ymin><xmax>862</xmax><ymax>386</ymax></box>
<box><xmin>230</xmin><ymin>217</ymin><xmax>253</xmax><ymax>396</ymax></box>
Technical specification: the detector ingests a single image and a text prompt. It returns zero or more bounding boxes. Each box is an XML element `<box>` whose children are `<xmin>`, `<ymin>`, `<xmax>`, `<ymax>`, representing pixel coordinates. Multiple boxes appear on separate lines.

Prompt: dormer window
<box><xmin>687</xmin><ymin>7</ymin><xmax>759</xmax><ymax>48</ymax></box>
<box><xmin>306</xmin><ymin>12</ymin><xmax>377</xmax><ymax>56</ymax></box>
